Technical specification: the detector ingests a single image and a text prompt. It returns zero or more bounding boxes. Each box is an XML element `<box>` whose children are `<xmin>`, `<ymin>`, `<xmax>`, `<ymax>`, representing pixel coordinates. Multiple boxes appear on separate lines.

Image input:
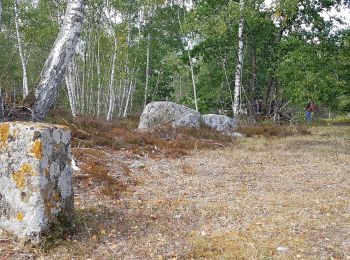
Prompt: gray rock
<box><xmin>201</xmin><ymin>114</ymin><xmax>236</xmax><ymax>132</ymax></box>
<box><xmin>223</xmin><ymin>131</ymin><xmax>245</xmax><ymax>138</ymax></box>
<box><xmin>0</xmin><ymin>122</ymin><xmax>73</xmax><ymax>243</ymax></box>
<box><xmin>139</xmin><ymin>101</ymin><xmax>201</xmax><ymax>129</ymax></box>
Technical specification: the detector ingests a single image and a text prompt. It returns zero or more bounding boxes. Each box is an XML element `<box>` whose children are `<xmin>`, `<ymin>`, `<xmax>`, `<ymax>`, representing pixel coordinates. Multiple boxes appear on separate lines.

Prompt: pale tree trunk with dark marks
<box><xmin>31</xmin><ymin>0</ymin><xmax>84</xmax><ymax>120</ymax></box>
<box><xmin>106</xmin><ymin>36</ymin><xmax>118</xmax><ymax>121</ymax></box>
<box><xmin>14</xmin><ymin>0</ymin><xmax>28</xmax><ymax>98</ymax></box>
<box><xmin>0</xmin><ymin>0</ymin><xmax>2</xmax><ymax>31</ymax></box>
<box><xmin>233</xmin><ymin>0</ymin><xmax>245</xmax><ymax>119</ymax></box>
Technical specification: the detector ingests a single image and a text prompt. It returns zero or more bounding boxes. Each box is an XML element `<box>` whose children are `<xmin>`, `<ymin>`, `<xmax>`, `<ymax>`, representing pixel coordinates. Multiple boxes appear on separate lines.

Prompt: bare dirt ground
<box><xmin>1</xmin><ymin>125</ymin><xmax>349</xmax><ymax>259</ymax></box>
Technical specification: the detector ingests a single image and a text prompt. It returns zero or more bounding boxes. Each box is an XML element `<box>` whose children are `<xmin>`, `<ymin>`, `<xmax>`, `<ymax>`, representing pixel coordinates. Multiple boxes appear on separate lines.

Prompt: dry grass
<box><xmin>47</xmin><ymin>111</ymin><xmax>238</xmax><ymax>159</ymax></box>
<box><xmin>1</xmin><ymin>114</ymin><xmax>349</xmax><ymax>259</ymax></box>
<box><xmin>238</xmin><ymin>124</ymin><xmax>311</xmax><ymax>138</ymax></box>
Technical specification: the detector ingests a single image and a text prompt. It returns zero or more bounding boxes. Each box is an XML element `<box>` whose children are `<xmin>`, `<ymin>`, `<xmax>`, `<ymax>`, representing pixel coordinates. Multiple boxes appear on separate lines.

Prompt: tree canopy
<box><xmin>0</xmin><ymin>0</ymin><xmax>349</xmax><ymax>120</ymax></box>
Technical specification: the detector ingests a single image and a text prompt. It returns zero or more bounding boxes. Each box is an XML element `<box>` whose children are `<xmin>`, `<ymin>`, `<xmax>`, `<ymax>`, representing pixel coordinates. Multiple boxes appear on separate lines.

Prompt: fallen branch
<box><xmin>61</xmin><ymin>117</ymin><xmax>90</xmax><ymax>136</ymax></box>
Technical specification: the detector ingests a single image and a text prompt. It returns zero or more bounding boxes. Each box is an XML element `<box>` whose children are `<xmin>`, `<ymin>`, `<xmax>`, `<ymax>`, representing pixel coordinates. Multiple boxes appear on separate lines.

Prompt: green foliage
<box><xmin>0</xmin><ymin>0</ymin><xmax>349</xmax><ymax>118</ymax></box>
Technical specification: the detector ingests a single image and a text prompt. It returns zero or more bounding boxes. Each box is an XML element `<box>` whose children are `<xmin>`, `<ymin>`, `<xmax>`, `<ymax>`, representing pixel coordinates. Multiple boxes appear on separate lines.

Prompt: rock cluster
<box><xmin>139</xmin><ymin>102</ymin><xmax>238</xmax><ymax>134</ymax></box>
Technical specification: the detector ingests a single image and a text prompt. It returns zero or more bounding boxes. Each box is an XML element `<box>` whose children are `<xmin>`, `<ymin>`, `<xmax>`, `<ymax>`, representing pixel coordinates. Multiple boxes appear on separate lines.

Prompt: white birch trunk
<box><xmin>96</xmin><ymin>39</ymin><xmax>101</xmax><ymax>117</ymax></box>
<box><xmin>32</xmin><ymin>0</ymin><xmax>84</xmax><ymax>120</ymax></box>
<box><xmin>65</xmin><ymin>61</ymin><xmax>78</xmax><ymax>117</ymax></box>
<box><xmin>188</xmin><ymin>50</ymin><xmax>198</xmax><ymax>111</ymax></box>
<box><xmin>123</xmin><ymin>80</ymin><xmax>133</xmax><ymax>117</ymax></box>
<box><xmin>106</xmin><ymin>36</ymin><xmax>117</xmax><ymax>121</ymax></box>
<box><xmin>14</xmin><ymin>0</ymin><xmax>28</xmax><ymax>98</ymax></box>
<box><xmin>144</xmin><ymin>33</ymin><xmax>151</xmax><ymax>108</ymax></box>
<box><xmin>0</xmin><ymin>0</ymin><xmax>2</xmax><ymax>31</ymax></box>
<box><xmin>177</xmin><ymin>9</ymin><xmax>198</xmax><ymax>111</ymax></box>
<box><xmin>119</xmin><ymin>22</ymin><xmax>131</xmax><ymax>117</ymax></box>
<box><xmin>233</xmin><ymin>0</ymin><xmax>245</xmax><ymax>119</ymax></box>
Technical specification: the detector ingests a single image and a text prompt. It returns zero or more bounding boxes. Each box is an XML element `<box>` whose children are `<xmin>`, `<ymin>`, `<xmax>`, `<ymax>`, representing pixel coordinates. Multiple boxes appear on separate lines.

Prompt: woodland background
<box><xmin>0</xmin><ymin>0</ymin><xmax>349</xmax><ymax>120</ymax></box>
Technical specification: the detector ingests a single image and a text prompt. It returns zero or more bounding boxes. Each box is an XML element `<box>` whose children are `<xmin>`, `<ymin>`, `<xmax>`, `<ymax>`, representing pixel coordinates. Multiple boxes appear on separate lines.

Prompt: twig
<box><xmin>61</xmin><ymin>117</ymin><xmax>90</xmax><ymax>136</ymax></box>
<box><xmin>72</xmin><ymin>147</ymin><xmax>110</xmax><ymax>156</ymax></box>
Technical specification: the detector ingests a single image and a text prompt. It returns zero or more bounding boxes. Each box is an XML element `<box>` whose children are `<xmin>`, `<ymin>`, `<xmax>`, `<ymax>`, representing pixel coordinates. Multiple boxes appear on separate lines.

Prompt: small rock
<box><xmin>131</xmin><ymin>161</ymin><xmax>145</xmax><ymax>169</ymax></box>
<box><xmin>277</xmin><ymin>246</ymin><xmax>289</xmax><ymax>253</ymax></box>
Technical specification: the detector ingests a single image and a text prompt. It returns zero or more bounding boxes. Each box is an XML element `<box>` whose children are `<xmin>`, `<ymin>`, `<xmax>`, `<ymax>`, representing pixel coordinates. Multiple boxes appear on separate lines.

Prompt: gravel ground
<box><xmin>0</xmin><ymin>125</ymin><xmax>349</xmax><ymax>259</ymax></box>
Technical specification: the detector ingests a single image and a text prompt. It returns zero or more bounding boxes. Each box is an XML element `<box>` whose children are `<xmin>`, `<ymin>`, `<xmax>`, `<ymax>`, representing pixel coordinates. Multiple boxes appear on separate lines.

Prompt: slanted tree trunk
<box><xmin>30</xmin><ymin>0</ymin><xmax>85</xmax><ymax>120</ymax></box>
<box><xmin>233</xmin><ymin>0</ymin><xmax>245</xmax><ymax>119</ymax></box>
<box><xmin>65</xmin><ymin>61</ymin><xmax>78</xmax><ymax>117</ymax></box>
<box><xmin>14</xmin><ymin>0</ymin><xmax>28</xmax><ymax>98</ymax></box>
<box><xmin>188</xmin><ymin>50</ymin><xmax>198</xmax><ymax>111</ymax></box>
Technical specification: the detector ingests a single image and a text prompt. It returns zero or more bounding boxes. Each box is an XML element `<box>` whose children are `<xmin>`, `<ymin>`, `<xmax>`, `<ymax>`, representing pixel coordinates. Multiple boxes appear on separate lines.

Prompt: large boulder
<box><xmin>139</xmin><ymin>101</ymin><xmax>201</xmax><ymax>129</ymax></box>
<box><xmin>201</xmin><ymin>114</ymin><xmax>236</xmax><ymax>132</ymax></box>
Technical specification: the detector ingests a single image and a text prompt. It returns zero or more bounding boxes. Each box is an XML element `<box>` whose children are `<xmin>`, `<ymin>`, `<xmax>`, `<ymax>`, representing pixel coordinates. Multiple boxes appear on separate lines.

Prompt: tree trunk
<box><xmin>106</xmin><ymin>36</ymin><xmax>117</xmax><ymax>121</ymax></box>
<box><xmin>96</xmin><ymin>39</ymin><xmax>101</xmax><ymax>117</ymax></box>
<box><xmin>233</xmin><ymin>0</ymin><xmax>245</xmax><ymax>119</ymax></box>
<box><xmin>31</xmin><ymin>0</ymin><xmax>85</xmax><ymax>120</ymax></box>
<box><xmin>143</xmin><ymin>33</ymin><xmax>151</xmax><ymax>108</ymax></box>
<box><xmin>177</xmin><ymin>9</ymin><xmax>198</xmax><ymax>111</ymax></box>
<box><xmin>14</xmin><ymin>0</ymin><xmax>29</xmax><ymax>98</ymax></box>
<box><xmin>65</xmin><ymin>61</ymin><xmax>78</xmax><ymax>117</ymax></box>
<box><xmin>0</xmin><ymin>0</ymin><xmax>2</xmax><ymax>32</ymax></box>
<box><xmin>188</xmin><ymin>50</ymin><xmax>198</xmax><ymax>111</ymax></box>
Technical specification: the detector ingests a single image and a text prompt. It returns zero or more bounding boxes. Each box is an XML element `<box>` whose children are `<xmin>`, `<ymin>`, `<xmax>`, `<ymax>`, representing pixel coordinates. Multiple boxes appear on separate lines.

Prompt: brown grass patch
<box><xmin>238</xmin><ymin>124</ymin><xmax>311</xmax><ymax>138</ymax></box>
<box><xmin>47</xmin><ymin>113</ymin><xmax>237</xmax><ymax>159</ymax></box>
<box><xmin>73</xmin><ymin>148</ymin><xmax>127</xmax><ymax>198</ymax></box>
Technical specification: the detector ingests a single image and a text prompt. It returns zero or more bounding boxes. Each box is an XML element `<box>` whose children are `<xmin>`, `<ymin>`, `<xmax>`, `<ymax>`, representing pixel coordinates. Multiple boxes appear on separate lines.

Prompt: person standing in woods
<box><xmin>305</xmin><ymin>100</ymin><xmax>318</xmax><ymax>123</ymax></box>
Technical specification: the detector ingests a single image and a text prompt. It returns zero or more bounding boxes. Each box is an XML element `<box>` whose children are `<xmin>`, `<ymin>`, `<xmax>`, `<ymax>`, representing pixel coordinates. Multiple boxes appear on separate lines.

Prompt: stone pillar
<box><xmin>0</xmin><ymin>122</ymin><xmax>73</xmax><ymax>242</ymax></box>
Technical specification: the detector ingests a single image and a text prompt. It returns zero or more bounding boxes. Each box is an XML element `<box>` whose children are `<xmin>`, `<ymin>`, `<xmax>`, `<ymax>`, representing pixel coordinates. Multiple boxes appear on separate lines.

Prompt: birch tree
<box><xmin>143</xmin><ymin>33</ymin><xmax>151</xmax><ymax>108</ymax></box>
<box><xmin>106</xmin><ymin>36</ymin><xmax>118</xmax><ymax>121</ymax></box>
<box><xmin>30</xmin><ymin>0</ymin><xmax>85</xmax><ymax>120</ymax></box>
<box><xmin>65</xmin><ymin>60</ymin><xmax>78</xmax><ymax>117</ymax></box>
<box><xmin>14</xmin><ymin>0</ymin><xmax>28</xmax><ymax>98</ymax></box>
<box><xmin>0</xmin><ymin>0</ymin><xmax>2</xmax><ymax>31</ymax></box>
<box><xmin>233</xmin><ymin>0</ymin><xmax>245</xmax><ymax>119</ymax></box>
<box><xmin>177</xmin><ymin>8</ymin><xmax>198</xmax><ymax>111</ymax></box>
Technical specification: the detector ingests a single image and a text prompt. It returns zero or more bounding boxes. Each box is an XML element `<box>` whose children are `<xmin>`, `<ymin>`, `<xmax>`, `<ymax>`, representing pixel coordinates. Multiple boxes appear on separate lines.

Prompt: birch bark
<box><xmin>96</xmin><ymin>40</ymin><xmax>101</xmax><ymax>117</ymax></box>
<box><xmin>0</xmin><ymin>0</ymin><xmax>2</xmax><ymax>31</ymax></box>
<box><xmin>188</xmin><ymin>50</ymin><xmax>198</xmax><ymax>111</ymax></box>
<box><xmin>233</xmin><ymin>0</ymin><xmax>245</xmax><ymax>119</ymax></box>
<box><xmin>31</xmin><ymin>0</ymin><xmax>85</xmax><ymax>120</ymax></box>
<box><xmin>177</xmin><ymin>9</ymin><xmax>198</xmax><ymax>111</ymax></box>
<box><xmin>144</xmin><ymin>33</ymin><xmax>151</xmax><ymax>108</ymax></box>
<box><xmin>106</xmin><ymin>36</ymin><xmax>118</xmax><ymax>121</ymax></box>
<box><xmin>14</xmin><ymin>0</ymin><xmax>28</xmax><ymax>98</ymax></box>
<box><xmin>65</xmin><ymin>61</ymin><xmax>78</xmax><ymax>117</ymax></box>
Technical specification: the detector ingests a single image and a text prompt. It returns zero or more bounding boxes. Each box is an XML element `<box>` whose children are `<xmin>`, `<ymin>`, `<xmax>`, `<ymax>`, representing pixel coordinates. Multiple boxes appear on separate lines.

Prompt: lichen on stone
<box><xmin>12</xmin><ymin>164</ymin><xmax>37</xmax><ymax>189</ymax></box>
<box><xmin>29</xmin><ymin>139</ymin><xmax>43</xmax><ymax>160</ymax></box>
<box><xmin>0</xmin><ymin>123</ymin><xmax>10</xmax><ymax>148</ymax></box>
<box><xmin>16</xmin><ymin>212</ymin><xmax>24</xmax><ymax>221</ymax></box>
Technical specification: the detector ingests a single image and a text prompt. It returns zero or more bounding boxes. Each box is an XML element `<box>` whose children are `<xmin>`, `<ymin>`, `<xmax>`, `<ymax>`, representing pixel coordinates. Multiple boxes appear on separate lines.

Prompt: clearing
<box><xmin>0</xmin><ymin>124</ymin><xmax>349</xmax><ymax>259</ymax></box>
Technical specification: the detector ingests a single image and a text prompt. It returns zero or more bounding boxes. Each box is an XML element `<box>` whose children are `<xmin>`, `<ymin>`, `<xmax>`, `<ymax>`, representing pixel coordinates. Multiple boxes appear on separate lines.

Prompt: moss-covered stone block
<box><xmin>0</xmin><ymin>122</ymin><xmax>73</xmax><ymax>242</ymax></box>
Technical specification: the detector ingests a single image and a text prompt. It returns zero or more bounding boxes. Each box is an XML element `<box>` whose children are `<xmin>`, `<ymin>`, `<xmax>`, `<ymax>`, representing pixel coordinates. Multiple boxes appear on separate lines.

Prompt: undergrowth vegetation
<box><xmin>46</xmin><ymin>109</ymin><xmax>313</xmax><ymax>159</ymax></box>
<box><xmin>44</xmin><ymin>110</ymin><xmax>314</xmax><ymax>201</ymax></box>
<box><xmin>46</xmin><ymin>110</ymin><xmax>238</xmax><ymax>159</ymax></box>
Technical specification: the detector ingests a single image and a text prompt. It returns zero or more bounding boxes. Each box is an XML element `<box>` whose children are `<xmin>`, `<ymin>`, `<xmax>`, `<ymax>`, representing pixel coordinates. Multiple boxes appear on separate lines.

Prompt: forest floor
<box><xmin>0</xmin><ymin>121</ymin><xmax>349</xmax><ymax>259</ymax></box>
